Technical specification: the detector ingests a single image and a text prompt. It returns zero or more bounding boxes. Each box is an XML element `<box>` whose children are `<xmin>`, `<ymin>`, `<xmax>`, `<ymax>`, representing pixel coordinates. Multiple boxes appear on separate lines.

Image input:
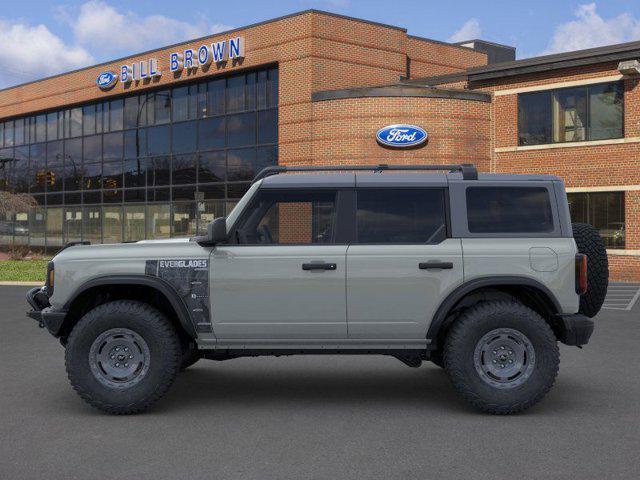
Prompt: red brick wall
<box><xmin>310</xmin><ymin>96</ymin><xmax>491</xmax><ymax>169</ymax></box>
<box><xmin>625</xmin><ymin>191</ymin><xmax>640</xmax><ymax>250</ymax></box>
<box><xmin>406</xmin><ymin>37</ymin><xmax>487</xmax><ymax>79</ymax></box>
<box><xmin>609</xmin><ymin>255</ymin><xmax>640</xmax><ymax>283</ymax></box>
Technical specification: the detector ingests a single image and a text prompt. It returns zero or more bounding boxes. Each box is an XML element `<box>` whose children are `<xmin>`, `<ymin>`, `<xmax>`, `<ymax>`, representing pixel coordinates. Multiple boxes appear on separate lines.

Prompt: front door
<box><xmin>210</xmin><ymin>188</ymin><xmax>348</xmax><ymax>340</ymax></box>
<box><xmin>346</xmin><ymin>188</ymin><xmax>464</xmax><ymax>339</ymax></box>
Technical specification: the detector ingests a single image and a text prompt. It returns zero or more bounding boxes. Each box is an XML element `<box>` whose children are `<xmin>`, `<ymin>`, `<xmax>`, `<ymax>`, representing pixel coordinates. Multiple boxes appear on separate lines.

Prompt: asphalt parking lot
<box><xmin>1</xmin><ymin>286</ymin><xmax>639</xmax><ymax>480</ymax></box>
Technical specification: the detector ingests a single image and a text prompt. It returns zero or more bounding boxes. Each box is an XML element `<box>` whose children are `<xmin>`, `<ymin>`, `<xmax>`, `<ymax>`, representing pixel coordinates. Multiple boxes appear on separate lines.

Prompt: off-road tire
<box><xmin>180</xmin><ymin>342</ymin><xmax>201</xmax><ymax>370</ymax></box>
<box><xmin>430</xmin><ymin>352</ymin><xmax>444</xmax><ymax>368</ymax></box>
<box><xmin>444</xmin><ymin>301</ymin><xmax>560</xmax><ymax>414</ymax></box>
<box><xmin>65</xmin><ymin>300</ymin><xmax>181</xmax><ymax>414</ymax></box>
<box><xmin>572</xmin><ymin>222</ymin><xmax>609</xmax><ymax>318</ymax></box>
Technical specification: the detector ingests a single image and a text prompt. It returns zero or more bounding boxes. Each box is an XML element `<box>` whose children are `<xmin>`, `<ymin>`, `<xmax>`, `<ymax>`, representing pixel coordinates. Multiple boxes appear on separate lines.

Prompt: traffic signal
<box><xmin>36</xmin><ymin>171</ymin><xmax>47</xmax><ymax>186</ymax></box>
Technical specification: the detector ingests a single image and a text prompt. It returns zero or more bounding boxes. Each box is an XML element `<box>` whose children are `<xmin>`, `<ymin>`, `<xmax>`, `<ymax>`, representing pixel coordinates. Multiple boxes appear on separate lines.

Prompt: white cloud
<box><xmin>0</xmin><ymin>20</ymin><xmax>93</xmax><ymax>88</ymax></box>
<box><xmin>0</xmin><ymin>1</ymin><xmax>234</xmax><ymax>88</ymax></box>
<box><xmin>448</xmin><ymin>19</ymin><xmax>481</xmax><ymax>43</ymax></box>
<box><xmin>68</xmin><ymin>1</ymin><xmax>232</xmax><ymax>57</ymax></box>
<box><xmin>543</xmin><ymin>3</ymin><xmax>640</xmax><ymax>54</ymax></box>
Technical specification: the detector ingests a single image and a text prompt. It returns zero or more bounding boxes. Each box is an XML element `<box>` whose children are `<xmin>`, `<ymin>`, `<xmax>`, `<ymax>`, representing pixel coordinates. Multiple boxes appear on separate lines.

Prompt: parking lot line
<box><xmin>625</xmin><ymin>286</ymin><xmax>640</xmax><ymax>311</ymax></box>
<box><xmin>603</xmin><ymin>283</ymin><xmax>640</xmax><ymax>311</ymax></box>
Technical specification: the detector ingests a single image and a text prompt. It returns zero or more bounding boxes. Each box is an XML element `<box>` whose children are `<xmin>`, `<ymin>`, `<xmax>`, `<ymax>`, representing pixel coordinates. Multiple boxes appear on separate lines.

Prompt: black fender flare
<box><xmin>63</xmin><ymin>275</ymin><xmax>197</xmax><ymax>338</ymax></box>
<box><xmin>426</xmin><ymin>276</ymin><xmax>563</xmax><ymax>343</ymax></box>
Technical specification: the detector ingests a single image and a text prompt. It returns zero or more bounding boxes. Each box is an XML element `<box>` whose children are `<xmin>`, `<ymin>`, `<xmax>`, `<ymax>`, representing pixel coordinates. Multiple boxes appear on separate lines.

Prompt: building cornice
<box><xmin>312</xmin><ymin>85</ymin><xmax>491</xmax><ymax>103</ymax></box>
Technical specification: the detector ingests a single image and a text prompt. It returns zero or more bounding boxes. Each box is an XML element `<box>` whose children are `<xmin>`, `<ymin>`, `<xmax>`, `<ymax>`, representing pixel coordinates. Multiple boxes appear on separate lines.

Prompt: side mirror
<box><xmin>208</xmin><ymin>217</ymin><xmax>228</xmax><ymax>244</ymax></box>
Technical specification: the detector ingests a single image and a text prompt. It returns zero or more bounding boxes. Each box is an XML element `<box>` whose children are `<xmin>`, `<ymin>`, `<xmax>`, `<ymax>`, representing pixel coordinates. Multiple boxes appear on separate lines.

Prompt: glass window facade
<box><xmin>0</xmin><ymin>66</ymin><xmax>278</xmax><ymax>250</ymax></box>
<box><xmin>518</xmin><ymin>81</ymin><xmax>623</xmax><ymax>146</ymax></box>
<box><xmin>568</xmin><ymin>192</ymin><xmax>625</xmax><ymax>249</ymax></box>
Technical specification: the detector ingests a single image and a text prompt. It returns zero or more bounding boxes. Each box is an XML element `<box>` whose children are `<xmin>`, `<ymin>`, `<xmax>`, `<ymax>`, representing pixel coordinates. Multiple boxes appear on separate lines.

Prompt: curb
<box><xmin>0</xmin><ymin>281</ymin><xmax>43</xmax><ymax>286</ymax></box>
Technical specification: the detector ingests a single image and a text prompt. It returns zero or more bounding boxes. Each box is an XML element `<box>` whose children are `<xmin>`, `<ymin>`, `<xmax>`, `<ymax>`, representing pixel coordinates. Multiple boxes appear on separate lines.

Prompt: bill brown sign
<box><xmin>97</xmin><ymin>36</ymin><xmax>245</xmax><ymax>89</ymax></box>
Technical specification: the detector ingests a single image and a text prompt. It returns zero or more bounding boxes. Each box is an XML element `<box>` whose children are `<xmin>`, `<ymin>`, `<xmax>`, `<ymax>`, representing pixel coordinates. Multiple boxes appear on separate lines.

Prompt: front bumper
<box><xmin>26</xmin><ymin>287</ymin><xmax>67</xmax><ymax>337</ymax></box>
<box><xmin>556</xmin><ymin>313</ymin><xmax>594</xmax><ymax>347</ymax></box>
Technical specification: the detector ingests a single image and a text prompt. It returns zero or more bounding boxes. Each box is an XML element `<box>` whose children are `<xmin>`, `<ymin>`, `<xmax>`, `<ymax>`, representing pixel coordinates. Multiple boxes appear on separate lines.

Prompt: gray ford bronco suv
<box><xmin>26</xmin><ymin>164</ymin><xmax>608</xmax><ymax>415</ymax></box>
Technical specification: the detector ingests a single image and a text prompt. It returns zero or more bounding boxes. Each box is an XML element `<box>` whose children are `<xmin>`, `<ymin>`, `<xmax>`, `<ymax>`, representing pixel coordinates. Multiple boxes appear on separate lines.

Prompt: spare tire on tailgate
<box><xmin>572</xmin><ymin>222</ymin><xmax>609</xmax><ymax>317</ymax></box>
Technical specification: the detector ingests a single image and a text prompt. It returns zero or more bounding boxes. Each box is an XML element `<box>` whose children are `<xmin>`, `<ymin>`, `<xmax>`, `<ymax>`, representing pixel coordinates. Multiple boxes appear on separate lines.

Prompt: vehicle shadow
<box><xmin>156</xmin><ymin>361</ymin><xmax>474</xmax><ymax>414</ymax></box>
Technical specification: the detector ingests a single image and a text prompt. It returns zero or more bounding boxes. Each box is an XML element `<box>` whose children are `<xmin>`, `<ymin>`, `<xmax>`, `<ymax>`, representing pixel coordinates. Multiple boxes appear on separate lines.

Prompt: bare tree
<box><xmin>0</xmin><ymin>191</ymin><xmax>37</xmax><ymax>216</ymax></box>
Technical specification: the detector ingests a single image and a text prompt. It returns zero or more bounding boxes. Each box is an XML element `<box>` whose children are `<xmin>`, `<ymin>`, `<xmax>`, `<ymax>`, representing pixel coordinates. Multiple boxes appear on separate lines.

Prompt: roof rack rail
<box><xmin>252</xmin><ymin>163</ymin><xmax>478</xmax><ymax>183</ymax></box>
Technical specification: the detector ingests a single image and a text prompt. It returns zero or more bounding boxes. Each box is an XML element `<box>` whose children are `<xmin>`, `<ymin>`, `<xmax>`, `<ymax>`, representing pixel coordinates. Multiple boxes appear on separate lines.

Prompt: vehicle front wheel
<box><xmin>443</xmin><ymin>301</ymin><xmax>559</xmax><ymax>414</ymax></box>
<box><xmin>65</xmin><ymin>300</ymin><xmax>181</xmax><ymax>414</ymax></box>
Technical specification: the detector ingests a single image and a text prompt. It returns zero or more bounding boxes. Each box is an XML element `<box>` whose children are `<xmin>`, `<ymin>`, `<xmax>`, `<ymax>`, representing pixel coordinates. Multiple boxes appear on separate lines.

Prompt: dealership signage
<box><xmin>96</xmin><ymin>36</ymin><xmax>245</xmax><ymax>90</ymax></box>
<box><xmin>376</xmin><ymin>125</ymin><xmax>428</xmax><ymax>148</ymax></box>
<box><xmin>96</xmin><ymin>71</ymin><xmax>118</xmax><ymax>90</ymax></box>
<box><xmin>169</xmin><ymin>36</ymin><xmax>245</xmax><ymax>72</ymax></box>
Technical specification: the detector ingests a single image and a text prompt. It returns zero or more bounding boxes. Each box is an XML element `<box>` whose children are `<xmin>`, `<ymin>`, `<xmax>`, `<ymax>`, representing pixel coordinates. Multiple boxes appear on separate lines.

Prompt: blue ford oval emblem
<box><xmin>96</xmin><ymin>71</ymin><xmax>118</xmax><ymax>90</ymax></box>
<box><xmin>376</xmin><ymin>124</ymin><xmax>428</xmax><ymax>148</ymax></box>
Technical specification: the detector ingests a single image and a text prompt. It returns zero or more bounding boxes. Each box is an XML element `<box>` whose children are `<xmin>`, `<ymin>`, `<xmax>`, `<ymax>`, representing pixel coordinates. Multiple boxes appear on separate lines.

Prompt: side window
<box><xmin>356</xmin><ymin>189</ymin><xmax>447</xmax><ymax>243</ymax></box>
<box><xmin>235</xmin><ymin>190</ymin><xmax>337</xmax><ymax>245</ymax></box>
<box><xmin>466</xmin><ymin>187</ymin><xmax>554</xmax><ymax>233</ymax></box>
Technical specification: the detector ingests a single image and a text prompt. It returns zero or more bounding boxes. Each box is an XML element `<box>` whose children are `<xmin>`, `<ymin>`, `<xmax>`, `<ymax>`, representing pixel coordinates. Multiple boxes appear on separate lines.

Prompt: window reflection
<box><xmin>124</xmin><ymin>205</ymin><xmax>145</xmax><ymax>241</ymax></box>
<box><xmin>198</xmin><ymin>117</ymin><xmax>225</xmax><ymax>150</ymax></box>
<box><xmin>147</xmin><ymin>125</ymin><xmax>170</xmax><ymax>155</ymax></box>
<box><xmin>173</xmin><ymin>202</ymin><xmax>197</xmax><ymax>237</ymax></box>
<box><xmin>82</xmin><ymin>206</ymin><xmax>101</xmax><ymax>243</ymax></box>
<box><xmin>568</xmin><ymin>192</ymin><xmax>625</xmax><ymax>248</ymax></box>
<box><xmin>172</xmin><ymin>121</ymin><xmax>197</xmax><ymax>153</ymax></box>
<box><xmin>172</xmin><ymin>154</ymin><xmax>197</xmax><ymax>185</ymax></box>
<box><xmin>109</xmin><ymin>99</ymin><xmax>124</xmax><ymax>131</ymax></box>
<box><xmin>46</xmin><ymin>207</ymin><xmax>64</xmax><ymax>246</ymax></box>
<box><xmin>147</xmin><ymin>204</ymin><xmax>170</xmax><ymax>238</ymax></box>
<box><xmin>64</xmin><ymin>207</ymin><xmax>83</xmax><ymax>243</ymax></box>
<box><xmin>103</xmin><ymin>206</ymin><xmax>122</xmax><ymax>243</ymax></box>
<box><xmin>227</xmin><ymin>112</ymin><xmax>255</xmax><ymax>147</ymax></box>
<box><xmin>519</xmin><ymin>81</ymin><xmax>623</xmax><ymax>145</ymax></box>
<box><xmin>103</xmin><ymin>132</ymin><xmax>123</xmax><ymax>160</ymax></box>
<box><xmin>198</xmin><ymin>151</ymin><xmax>225</xmax><ymax>183</ymax></box>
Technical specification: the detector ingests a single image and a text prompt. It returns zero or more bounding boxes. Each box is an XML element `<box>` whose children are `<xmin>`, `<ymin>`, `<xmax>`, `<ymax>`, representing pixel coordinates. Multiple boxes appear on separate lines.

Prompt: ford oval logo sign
<box><xmin>376</xmin><ymin>124</ymin><xmax>428</xmax><ymax>148</ymax></box>
<box><xmin>96</xmin><ymin>71</ymin><xmax>118</xmax><ymax>90</ymax></box>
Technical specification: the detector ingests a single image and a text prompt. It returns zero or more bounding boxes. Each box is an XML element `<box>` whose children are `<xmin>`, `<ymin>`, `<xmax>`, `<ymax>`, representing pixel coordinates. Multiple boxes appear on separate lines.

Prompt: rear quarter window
<box><xmin>466</xmin><ymin>187</ymin><xmax>554</xmax><ymax>233</ymax></box>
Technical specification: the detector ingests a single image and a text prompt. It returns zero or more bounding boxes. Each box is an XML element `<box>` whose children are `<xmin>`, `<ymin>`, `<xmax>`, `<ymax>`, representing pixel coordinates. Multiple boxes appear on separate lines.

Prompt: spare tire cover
<box><xmin>572</xmin><ymin>222</ymin><xmax>609</xmax><ymax>318</ymax></box>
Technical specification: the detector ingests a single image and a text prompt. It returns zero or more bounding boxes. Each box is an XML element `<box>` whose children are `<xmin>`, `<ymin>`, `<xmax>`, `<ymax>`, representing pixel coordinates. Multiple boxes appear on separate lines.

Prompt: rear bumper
<box><xmin>556</xmin><ymin>313</ymin><xmax>594</xmax><ymax>346</ymax></box>
<box><xmin>26</xmin><ymin>287</ymin><xmax>67</xmax><ymax>337</ymax></box>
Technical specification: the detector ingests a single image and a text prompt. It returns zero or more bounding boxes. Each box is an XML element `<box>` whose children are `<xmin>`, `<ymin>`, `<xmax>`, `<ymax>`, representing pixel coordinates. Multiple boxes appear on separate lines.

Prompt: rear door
<box><xmin>346</xmin><ymin>187</ymin><xmax>464</xmax><ymax>340</ymax></box>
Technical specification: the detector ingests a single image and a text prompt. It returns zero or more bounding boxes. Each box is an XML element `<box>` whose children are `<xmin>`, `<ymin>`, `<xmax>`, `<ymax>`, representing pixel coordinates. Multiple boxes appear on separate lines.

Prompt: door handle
<box><xmin>302</xmin><ymin>262</ymin><xmax>337</xmax><ymax>271</ymax></box>
<box><xmin>419</xmin><ymin>261</ymin><xmax>453</xmax><ymax>270</ymax></box>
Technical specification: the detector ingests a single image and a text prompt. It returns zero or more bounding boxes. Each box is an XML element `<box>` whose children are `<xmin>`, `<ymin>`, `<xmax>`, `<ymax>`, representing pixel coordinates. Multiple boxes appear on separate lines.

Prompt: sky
<box><xmin>1</xmin><ymin>0</ymin><xmax>640</xmax><ymax>88</ymax></box>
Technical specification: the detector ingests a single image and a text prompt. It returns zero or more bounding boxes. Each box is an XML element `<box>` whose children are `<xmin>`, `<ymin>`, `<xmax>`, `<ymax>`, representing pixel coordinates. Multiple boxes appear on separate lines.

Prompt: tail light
<box><xmin>575</xmin><ymin>254</ymin><xmax>588</xmax><ymax>295</ymax></box>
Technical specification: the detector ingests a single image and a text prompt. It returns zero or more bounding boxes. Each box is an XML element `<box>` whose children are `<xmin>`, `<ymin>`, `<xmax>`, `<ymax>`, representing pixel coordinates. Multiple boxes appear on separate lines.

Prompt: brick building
<box><xmin>0</xmin><ymin>10</ymin><xmax>638</xmax><ymax>280</ymax></box>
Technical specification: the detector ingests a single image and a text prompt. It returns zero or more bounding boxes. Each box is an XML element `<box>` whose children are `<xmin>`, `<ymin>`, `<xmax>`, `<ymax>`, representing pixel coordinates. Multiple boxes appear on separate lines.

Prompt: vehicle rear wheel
<box><xmin>65</xmin><ymin>300</ymin><xmax>181</xmax><ymax>414</ymax></box>
<box><xmin>572</xmin><ymin>222</ymin><xmax>609</xmax><ymax>318</ymax></box>
<box><xmin>443</xmin><ymin>301</ymin><xmax>559</xmax><ymax>414</ymax></box>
